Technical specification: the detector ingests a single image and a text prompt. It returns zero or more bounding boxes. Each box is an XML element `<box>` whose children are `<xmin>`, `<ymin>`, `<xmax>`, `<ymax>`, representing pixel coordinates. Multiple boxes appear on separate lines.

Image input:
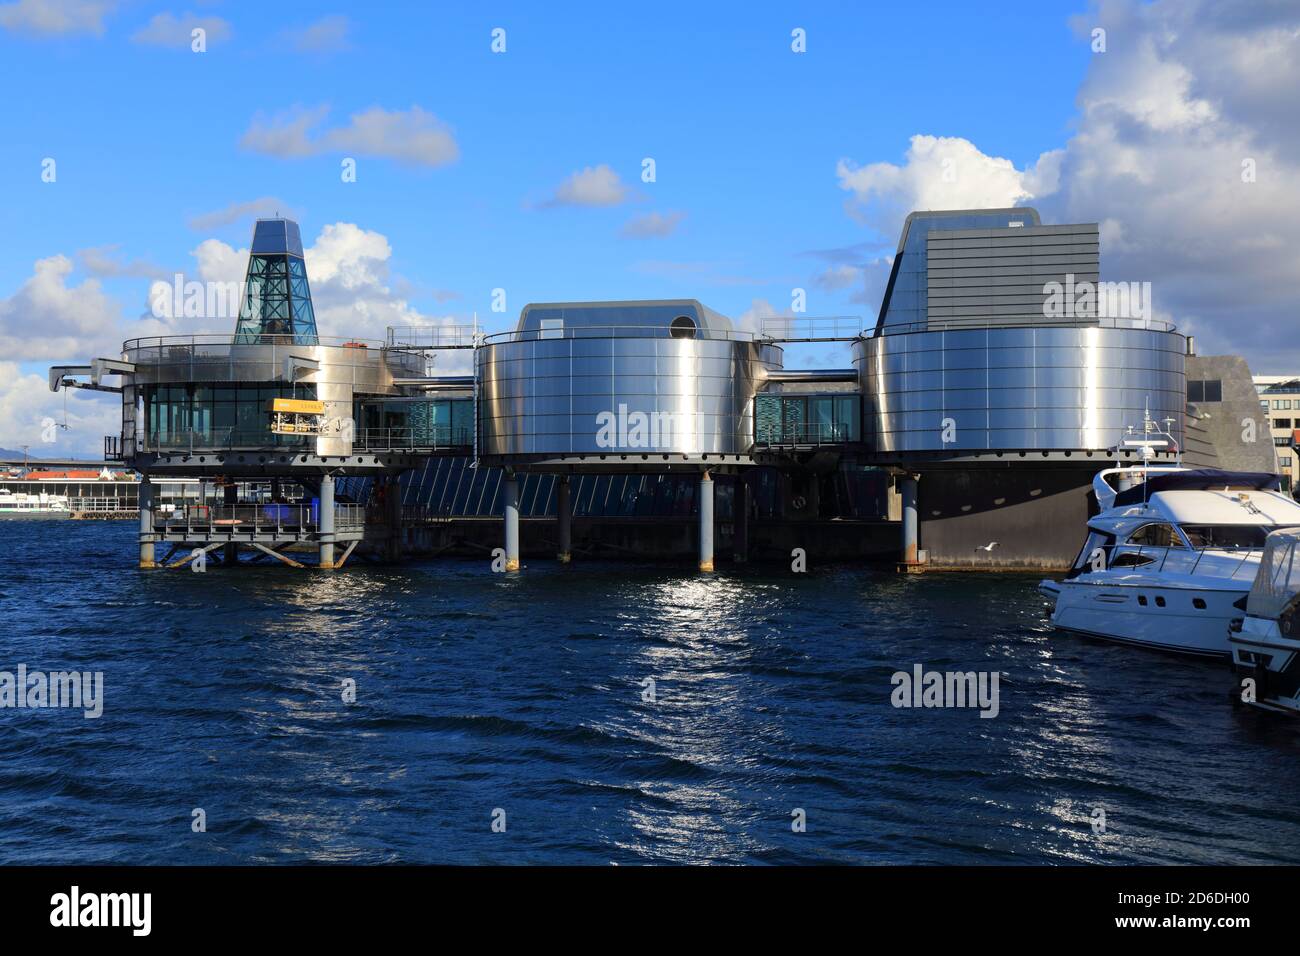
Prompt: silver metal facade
<box><xmin>476</xmin><ymin>330</ymin><xmax>782</xmax><ymax>462</ymax></box>
<box><xmin>122</xmin><ymin>335</ymin><xmax>424</xmax><ymax>457</ymax></box>
<box><xmin>853</xmin><ymin>326</ymin><xmax>1187</xmax><ymax>452</ymax></box>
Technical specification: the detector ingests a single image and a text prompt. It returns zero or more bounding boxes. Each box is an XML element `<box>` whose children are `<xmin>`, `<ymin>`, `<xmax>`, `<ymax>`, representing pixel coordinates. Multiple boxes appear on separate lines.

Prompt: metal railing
<box><xmin>882</xmin><ymin>316</ymin><xmax>1178</xmax><ymax>335</ymax></box>
<box><xmin>157</xmin><ymin>503</ymin><xmax>365</xmax><ymax>534</ymax></box>
<box><xmin>754</xmin><ymin>422</ymin><xmax>856</xmax><ymax>447</ymax></box>
<box><xmin>386</xmin><ymin>324</ymin><xmax>480</xmax><ymax>349</ymax></box>
<box><xmin>120</xmin><ymin>334</ymin><xmax>428</xmax><ymax>380</ymax></box>
<box><xmin>104</xmin><ymin>435</ymin><xmax>124</xmax><ymax>461</ymax></box>
<box><xmin>69</xmin><ymin>496</ymin><xmax>138</xmax><ymax>513</ymax></box>
<box><xmin>758</xmin><ymin>315</ymin><xmax>865</xmax><ymax>341</ymax></box>
<box><xmin>481</xmin><ymin>324</ymin><xmax>765</xmax><ymax>345</ymax></box>
<box><xmin>1105</xmin><ymin>544</ymin><xmax>1264</xmax><ymax>581</ymax></box>
<box><xmin>143</xmin><ymin>429</ymin><xmax>313</xmax><ymax>453</ymax></box>
<box><xmin>354</xmin><ymin>426</ymin><xmax>473</xmax><ymax>450</ymax></box>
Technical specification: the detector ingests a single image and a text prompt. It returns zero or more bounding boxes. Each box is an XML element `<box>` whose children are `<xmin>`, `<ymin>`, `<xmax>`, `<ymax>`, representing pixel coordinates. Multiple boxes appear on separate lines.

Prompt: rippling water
<box><xmin>2</xmin><ymin>519</ymin><xmax>1299</xmax><ymax>865</ymax></box>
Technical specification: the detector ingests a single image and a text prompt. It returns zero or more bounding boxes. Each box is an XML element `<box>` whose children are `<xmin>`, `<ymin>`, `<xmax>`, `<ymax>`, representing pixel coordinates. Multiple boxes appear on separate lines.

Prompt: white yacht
<box><xmin>1039</xmin><ymin>431</ymin><xmax>1300</xmax><ymax>657</ymax></box>
<box><xmin>0</xmin><ymin>489</ymin><xmax>71</xmax><ymax>517</ymax></box>
<box><xmin>1229</xmin><ymin>528</ymin><xmax>1300</xmax><ymax>714</ymax></box>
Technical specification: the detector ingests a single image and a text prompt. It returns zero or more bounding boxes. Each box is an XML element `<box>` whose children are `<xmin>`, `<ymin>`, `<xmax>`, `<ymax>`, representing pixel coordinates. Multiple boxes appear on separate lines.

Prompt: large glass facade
<box><xmin>144</xmin><ymin>383</ymin><xmax>317</xmax><ymax>449</ymax></box>
<box><xmin>357</xmin><ymin>397</ymin><xmax>475</xmax><ymax>446</ymax></box>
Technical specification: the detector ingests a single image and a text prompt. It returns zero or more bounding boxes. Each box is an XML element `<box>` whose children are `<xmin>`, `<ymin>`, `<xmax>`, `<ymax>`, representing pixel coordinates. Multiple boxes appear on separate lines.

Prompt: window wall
<box><xmin>145</xmin><ymin>383</ymin><xmax>316</xmax><ymax>448</ymax></box>
<box><xmin>754</xmin><ymin>394</ymin><xmax>861</xmax><ymax>444</ymax></box>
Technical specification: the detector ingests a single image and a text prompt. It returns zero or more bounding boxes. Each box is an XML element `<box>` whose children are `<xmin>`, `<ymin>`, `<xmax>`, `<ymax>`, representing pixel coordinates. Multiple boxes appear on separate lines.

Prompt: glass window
<box><xmin>1204</xmin><ymin>380</ymin><xmax>1222</xmax><ymax>402</ymax></box>
<box><xmin>1127</xmin><ymin>523</ymin><xmax>1183</xmax><ymax>547</ymax></box>
<box><xmin>1189</xmin><ymin>381</ymin><xmax>1204</xmax><ymax>402</ymax></box>
<box><xmin>1181</xmin><ymin>525</ymin><xmax>1269</xmax><ymax>549</ymax></box>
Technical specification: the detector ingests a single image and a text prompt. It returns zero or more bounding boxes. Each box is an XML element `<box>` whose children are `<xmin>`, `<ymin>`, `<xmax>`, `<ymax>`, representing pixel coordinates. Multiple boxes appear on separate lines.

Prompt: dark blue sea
<box><xmin>3</xmin><ymin>519</ymin><xmax>1299</xmax><ymax>865</ymax></box>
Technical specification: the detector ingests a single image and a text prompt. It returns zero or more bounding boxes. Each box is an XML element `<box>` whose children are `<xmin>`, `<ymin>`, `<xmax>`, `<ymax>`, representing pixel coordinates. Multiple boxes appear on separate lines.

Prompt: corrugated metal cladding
<box><xmin>924</xmin><ymin>224</ymin><xmax>1100</xmax><ymax>329</ymax></box>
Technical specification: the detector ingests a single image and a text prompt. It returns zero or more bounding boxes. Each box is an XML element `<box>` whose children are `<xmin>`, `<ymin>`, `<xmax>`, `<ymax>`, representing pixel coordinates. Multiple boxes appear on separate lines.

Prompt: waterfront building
<box><xmin>47</xmin><ymin>210</ymin><xmax>1273</xmax><ymax>570</ymax></box>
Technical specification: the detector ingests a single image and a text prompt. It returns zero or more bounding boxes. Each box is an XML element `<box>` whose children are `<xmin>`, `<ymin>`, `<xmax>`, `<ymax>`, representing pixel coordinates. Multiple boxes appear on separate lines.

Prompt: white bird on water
<box><xmin>974</xmin><ymin>541</ymin><xmax>999</xmax><ymax>552</ymax></box>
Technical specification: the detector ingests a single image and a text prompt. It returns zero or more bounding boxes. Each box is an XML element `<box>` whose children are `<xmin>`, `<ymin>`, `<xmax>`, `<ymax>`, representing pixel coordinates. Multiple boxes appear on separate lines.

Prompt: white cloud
<box><xmin>620</xmin><ymin>210</ymin><xmax>684</xmax><ymax>239</ymax></box>
<box><xmin>813</xmin><ymin>264</ymin><xmax>863</xmax><ymax>292</ymax></box>
<box><xmin>290</xmin><ymin>14</ymin><xmax>349</xmax><ymax>53</ymax></box>
<box><xmin>78</xmin><ymin>245</ymin><xmax>163</xmax><ymax>279</ymax></box>
<box><xmin>542</xmin><ymin>164</ymin><xmax>629</xmax><ymax>208</ymax></box>
<box><xmin>0</xmin><ymin>363</ymin><xmax>120</xmax><ymax>460</ymax></box>
<box><xmin>837</xmin><ymin>1</ymin><xmax>1300</xmax><ymax>370</ymax></box>
<box><xmin>837</xmin><ymin>134</ymin><xmax>1062</xmax><ymax>225</ymax></box>
<box><xmin>0</xmin><ymin>255</ymin><xmax>123</xmax><ymax>360</ymax></box>
<box><xmin>187</xmin><ymin>197</ymin><xmax>294</xmax><ymax>231</ymax></box>
<box><xmin>241</xmin><ymin>105</ymin><xmax>459</xmax><ymax>168</ymax></box>
<box><xmin>0</xmin><ymin>0</ymin><xmax>115</xmax><ymax>36</ymax></box>
<box><xmin>130</xmin><ymin>11</ymin><xmax>231</xmax><ymax>47</ymax></box>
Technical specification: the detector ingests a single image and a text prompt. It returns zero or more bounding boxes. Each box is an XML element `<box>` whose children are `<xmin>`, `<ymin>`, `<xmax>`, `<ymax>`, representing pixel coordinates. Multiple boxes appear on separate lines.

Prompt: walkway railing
<box><xmin>354</xmin><ymin>426</ymin><xmax>473</xmax><ymax>450</ymax></box>
<box><xmin>156</xmin><ymin>503</ymin><xmax>365</xmax><ymax>534</ymax></box>
<box><xmin>754</xmin><ymin>422</ymin><xmax>856</xmax><ymax>448</ymax></box>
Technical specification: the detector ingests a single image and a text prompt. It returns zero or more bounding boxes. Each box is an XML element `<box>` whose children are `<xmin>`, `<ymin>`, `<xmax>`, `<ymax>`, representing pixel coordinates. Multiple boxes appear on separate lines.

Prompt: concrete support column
<box><xmin>221</xmin><ymin>482</ymin><xmax>238</xmax><ymax>566</ymax></box>
<box><xmin>138</xmin><ymin>478</ymin><xmax>156</xmax><ymax>569</ymax></box>
<box><xmin>556</xmin><ymin>475</ymin><xmax>572</xmax><ymax>564</ymax></box>
<box><xmin>732</xmin><ymin>474</ymin><xmax>748</xmax><ymax>564</ymax></box>
<box><xmin>699</xmin><ymin>471</ymin><xmax>715</xmax><ymax>573</ymax></box>
<box><xmin>901</xmin><ymin>474</ymin><xmax>920</xmax><ymax>565</ymax></box>
<box><xmin>503</xmin><ymin>473</ymin><xmax>520</xmax><ymax>572</ymax></box>
<box><xmin>319</xmin><ymin>472</ymin><xmax>336</xmax><ymax>569</ymax></box>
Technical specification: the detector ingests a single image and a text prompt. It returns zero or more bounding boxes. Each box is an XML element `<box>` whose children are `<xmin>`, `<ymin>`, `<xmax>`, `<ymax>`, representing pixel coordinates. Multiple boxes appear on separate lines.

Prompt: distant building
<box><xmin>1254</xmin><ymin>376</ymin><xmax>1300</xmax><ymax>493</ymax></box>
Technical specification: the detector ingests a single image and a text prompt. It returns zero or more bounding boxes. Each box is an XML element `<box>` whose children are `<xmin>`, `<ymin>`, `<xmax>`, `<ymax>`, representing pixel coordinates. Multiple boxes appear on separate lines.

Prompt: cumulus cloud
<box><xmin>130</xmin><ymin>11</ymin><xmax>231</xmax><ymax>47</ymax></box>
<box><xmin>289</xmin><ymin>14</ymin><xmax>350</xmax><ymax>53</ymax></box>
<box><xmin>837</xmin><ymin>0</ymin><xmax>1300</xmax><ymax>370</ymax></box>
<box><xmin>837</xmin><ymin>134</ymin><xmax>1063</xmax><ymax>227</ymax></box>
<box><xmin>0</xmin><ymin>255</ymin><xmax>124</xmax><ymax>360</ymax></box>
<box><xmin>241</xmin><ymin>105</ymin><xmax>459</xmax><ymax>167</ymax></box>
<box><xmin>541</xmin><ymin>164</ymin><xmax>630</xmax><ymax>208</ymax></box>
<box><xmin>187</xmin><ymin>197</ymin><xmax>295</xmax><ymax>231</ymax></box>
<box><xmin>0</xmin><ymin>0</ymin><xmax>115</xmax><ymax>36</ymax></box>
<box><xmin>0</xmin><ymin>363</ymin><xmax>121</xmax><ymax>460</ymax></box>
<box><xmin>619</xmin><ymin>210</ymin><xmax>684</xmax><ymax>238</ymax></box>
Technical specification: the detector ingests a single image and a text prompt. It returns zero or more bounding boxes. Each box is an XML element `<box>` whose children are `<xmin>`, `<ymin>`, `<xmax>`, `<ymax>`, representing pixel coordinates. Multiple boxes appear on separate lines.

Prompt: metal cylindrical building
<box><xmin>476</xmin><ymin>300</ymin><xmax>782</xmax><ymax>466</ymax></box>
<box><xmin>852</xmin><ymin>325</ymin><xmax>1187</xmax><ymax>453</ymax></box>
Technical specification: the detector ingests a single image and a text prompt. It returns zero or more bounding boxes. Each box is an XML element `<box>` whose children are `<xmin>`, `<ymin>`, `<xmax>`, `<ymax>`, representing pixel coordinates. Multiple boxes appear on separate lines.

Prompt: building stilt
<box><xmin>319</xmin><ymin>472</ymin><xmax>336</xmax><ymax>569</ymax></box>
<box><xmin>556</xmin><ymin>475</ymin><xmax>572</xmax><ymax>564</ymax></box>
<box><xmin>899</xmin><ymin>474</ymin><xmax>922</xmax><ymax>571</ymax></box>
<box><xmin>699</xmin><ymin>470</ymin><xmax>715</xmax><ymax>573</ymax></box>
<box><xmin>138</xmin><ymin>478</ymin><xmax>156</xmax><ymax>569</ymax></box>
<box><xmin>503</xmin><ymin>473</ymin><xmax>520</xmax><ymax>572</ymax></box>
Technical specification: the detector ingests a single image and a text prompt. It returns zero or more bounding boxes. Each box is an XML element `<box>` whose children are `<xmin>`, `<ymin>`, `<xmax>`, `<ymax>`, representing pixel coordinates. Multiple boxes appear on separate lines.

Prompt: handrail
<box><xmin>481</xmin><ymin>324</ymin><xmax>763</xmax><ymax>345</ymax></box>
<box><xmin>879</xmin><ymin>316</ymin><xmax>1178</xmax><ymax>335</ymax></box>
<box><xmin>754</xmin><ymin>422</ymin><xmax>856</xmax><ymax>447</ymax></box>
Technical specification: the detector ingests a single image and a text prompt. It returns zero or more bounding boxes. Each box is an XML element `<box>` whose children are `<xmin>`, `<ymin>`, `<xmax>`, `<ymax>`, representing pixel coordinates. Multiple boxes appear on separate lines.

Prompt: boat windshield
<box><xmin>1247</xmin><ymin>530</ymin><xmax>1300</xmax><ymax>618</ymax></box>
<box><xmin>1180</xmin><ymin>525</ymin><xmax>1270</xmax><ymax>550</ymax></box>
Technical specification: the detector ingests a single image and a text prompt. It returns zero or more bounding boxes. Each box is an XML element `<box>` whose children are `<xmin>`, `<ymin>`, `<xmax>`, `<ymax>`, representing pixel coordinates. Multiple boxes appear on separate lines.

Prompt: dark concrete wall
<box><xmin>916</xmin><ymin>465</ymin><xmax>1098</xmax><ymax>570</ymax></box>
<box><xmin>1185</xmin><ymin>354</ymin><xmax>1276</xmax><ymax>474</ymax></box>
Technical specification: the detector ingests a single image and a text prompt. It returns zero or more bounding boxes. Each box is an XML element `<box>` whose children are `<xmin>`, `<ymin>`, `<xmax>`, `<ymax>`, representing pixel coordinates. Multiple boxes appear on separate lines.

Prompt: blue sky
<box><xmin>2</xmin><ymin>1</ymin><xmax>1088</xmax><ymax>329</ymax></box>
<box><xmin>4</xmin><ymin>0</ymin><xmax>1298</xmax><ymax>455</ymax></box>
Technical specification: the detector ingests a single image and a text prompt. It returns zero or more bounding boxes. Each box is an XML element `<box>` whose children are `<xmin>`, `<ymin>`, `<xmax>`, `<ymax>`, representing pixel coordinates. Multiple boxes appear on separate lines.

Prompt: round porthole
<box><xmin>670</xmin><ymin>315</ymin><xmax>697</xmax><ymax>339</ymax></box>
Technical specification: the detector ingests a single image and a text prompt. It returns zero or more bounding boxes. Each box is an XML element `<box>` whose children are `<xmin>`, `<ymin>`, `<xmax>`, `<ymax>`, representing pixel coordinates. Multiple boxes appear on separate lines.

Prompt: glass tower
<box><xmin>233</xmin><ymin>218</ymin><xmax>319</xmax><ymax>344</ymax></box>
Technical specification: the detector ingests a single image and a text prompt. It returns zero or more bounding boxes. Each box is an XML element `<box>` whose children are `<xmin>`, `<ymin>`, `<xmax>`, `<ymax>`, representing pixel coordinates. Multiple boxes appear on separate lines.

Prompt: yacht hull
<box><xmin>1229</xmin><ymin>618</ymin><xmax>1300</xmax><ymax>715</ymax></box>
<box><xmin>1046</xmin><ymin>579</ymin><xmax>1242</xmax><ymax>658</ymax></box>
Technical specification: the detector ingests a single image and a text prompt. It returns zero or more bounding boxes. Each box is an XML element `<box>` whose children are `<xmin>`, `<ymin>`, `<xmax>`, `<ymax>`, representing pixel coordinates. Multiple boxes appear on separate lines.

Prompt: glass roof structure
<box><xmin>233</xmin><ymin>218</ymin><xmax>318</xmax><ymax>344</ymax></box>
